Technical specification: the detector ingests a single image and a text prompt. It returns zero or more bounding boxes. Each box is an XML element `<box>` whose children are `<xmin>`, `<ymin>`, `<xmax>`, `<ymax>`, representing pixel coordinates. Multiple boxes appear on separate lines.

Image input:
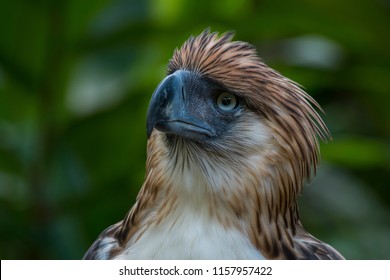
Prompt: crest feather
<box><xmin>168</xmin><ymin>29</ymin><xmax>331</xmax><ymax>185</ymax></box>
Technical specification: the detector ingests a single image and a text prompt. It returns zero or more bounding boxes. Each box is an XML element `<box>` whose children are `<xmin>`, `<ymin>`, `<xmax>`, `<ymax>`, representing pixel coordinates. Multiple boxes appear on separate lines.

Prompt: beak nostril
<box><xmin>181</xmin><ymin>86</ymin><xmax>185</xmax><ymax>102</ymax></box>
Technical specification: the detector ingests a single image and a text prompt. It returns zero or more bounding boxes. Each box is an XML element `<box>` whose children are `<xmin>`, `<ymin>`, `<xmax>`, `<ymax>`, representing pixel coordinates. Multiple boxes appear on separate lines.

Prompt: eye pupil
<box><xmin>222</xmin><ymin>97</ymin><xmax>231</xmax><ymax>106</ymax></box>
<box><xmin>216</xmin><ymin>92</ymin><xmax>238</xmax><ymax>111</ymax></box>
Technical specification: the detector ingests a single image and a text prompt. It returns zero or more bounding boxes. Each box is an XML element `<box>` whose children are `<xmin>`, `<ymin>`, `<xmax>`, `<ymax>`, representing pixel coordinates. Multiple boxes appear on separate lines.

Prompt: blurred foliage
<box><xmin>0</xmin><ymin>0</ymin><xmax>389</xmax><ymax>259</ymax></box>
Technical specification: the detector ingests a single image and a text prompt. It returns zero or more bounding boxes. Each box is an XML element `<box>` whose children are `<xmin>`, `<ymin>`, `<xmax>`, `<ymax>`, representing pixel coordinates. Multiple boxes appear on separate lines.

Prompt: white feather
<box><xmin>115</xmin><ymin>202</ymin><xmax>264</xmax><ymax>260</ymax></box>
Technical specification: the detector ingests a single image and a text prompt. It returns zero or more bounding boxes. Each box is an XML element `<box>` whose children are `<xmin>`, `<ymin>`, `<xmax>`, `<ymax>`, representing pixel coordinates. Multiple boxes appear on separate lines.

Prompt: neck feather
<box><xmin>123</xmin><ymin>131</ymin><xmax>303</xmax><ymax>258</ymax></box>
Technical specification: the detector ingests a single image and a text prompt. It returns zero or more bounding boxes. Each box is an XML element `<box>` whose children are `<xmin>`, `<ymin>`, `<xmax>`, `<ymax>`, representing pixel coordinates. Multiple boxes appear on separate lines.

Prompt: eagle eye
<box><xmin>216</xmin><ymin>92</ymin><xmax>238</xmax><ymax>111</ymax></box>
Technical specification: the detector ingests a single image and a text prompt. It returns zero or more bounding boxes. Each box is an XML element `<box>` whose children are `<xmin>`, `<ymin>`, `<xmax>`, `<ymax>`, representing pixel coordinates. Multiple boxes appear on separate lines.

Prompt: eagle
<box><xmin>83</xmin><ymin>30</ymin><xmax>344</xmax><ymax>260</ymax></box>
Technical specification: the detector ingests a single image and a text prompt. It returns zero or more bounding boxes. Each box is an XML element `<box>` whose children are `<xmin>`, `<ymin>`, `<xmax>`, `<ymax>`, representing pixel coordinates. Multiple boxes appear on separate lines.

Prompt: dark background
<box><xmin>0</xmin><ymin>0</ymin><xmax>389</xmax><ymax>259</ymax></box>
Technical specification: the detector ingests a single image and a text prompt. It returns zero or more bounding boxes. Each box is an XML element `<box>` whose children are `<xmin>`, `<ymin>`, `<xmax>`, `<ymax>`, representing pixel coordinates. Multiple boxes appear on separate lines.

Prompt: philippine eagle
<box><xmin>84</xmin><ymin>30</ymin><xmax>344</xmax><ymax>260</ymax></box>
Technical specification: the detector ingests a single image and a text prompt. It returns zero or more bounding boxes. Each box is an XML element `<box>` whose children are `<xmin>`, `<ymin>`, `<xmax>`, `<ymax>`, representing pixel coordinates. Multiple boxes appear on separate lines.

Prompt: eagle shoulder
<box><xmin>83</xmin><ymin>222</ymin><xmax>124</xmax><ymax>260</ymax></box>
<box><xmin>294</xmin><ymin>226</ymin><xmax>344</xmax><ymax>260</ymax></box>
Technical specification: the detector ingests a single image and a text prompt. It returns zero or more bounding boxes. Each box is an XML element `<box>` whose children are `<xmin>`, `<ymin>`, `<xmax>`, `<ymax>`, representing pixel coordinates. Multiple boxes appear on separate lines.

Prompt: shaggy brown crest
<box><xmin>168</xmin><ymin>30</ymin><xmax>331</xmax><ymax>194</ymax></box>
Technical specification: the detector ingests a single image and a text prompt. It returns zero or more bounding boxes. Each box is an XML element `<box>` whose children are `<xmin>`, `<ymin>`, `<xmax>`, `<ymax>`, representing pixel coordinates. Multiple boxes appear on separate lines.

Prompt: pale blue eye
<box><xmin>216</xmin><ymin>92</ymin><xmax>238</xmax><ymax>111</ymax></box>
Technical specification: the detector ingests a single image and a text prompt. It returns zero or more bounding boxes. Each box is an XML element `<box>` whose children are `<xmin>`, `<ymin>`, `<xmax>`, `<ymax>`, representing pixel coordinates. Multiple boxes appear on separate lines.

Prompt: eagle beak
<box><xmin>146</xmin><ymin>70</ymin><xmax>216</xmax><ymax>140</ymax></box>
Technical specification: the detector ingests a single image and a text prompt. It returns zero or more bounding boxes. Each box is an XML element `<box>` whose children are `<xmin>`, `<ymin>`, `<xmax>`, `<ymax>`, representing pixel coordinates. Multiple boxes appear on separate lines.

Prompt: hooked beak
<box><xmin>146</xmin><ymin>70</ymin><xmax>216</xmax><ymax>140</ymax></box>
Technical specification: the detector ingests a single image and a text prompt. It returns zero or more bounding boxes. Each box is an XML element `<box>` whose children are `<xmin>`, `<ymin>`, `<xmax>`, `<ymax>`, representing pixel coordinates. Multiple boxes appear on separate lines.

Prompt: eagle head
<box><xmin>146</xmin><ymin>30</ymin><xmax>329</xmax><ymax>202</ymax></box>
<box><xmin>84</xmin><ymin>30</ymin><xmax>344</xmax><ymax>260</ymax></box>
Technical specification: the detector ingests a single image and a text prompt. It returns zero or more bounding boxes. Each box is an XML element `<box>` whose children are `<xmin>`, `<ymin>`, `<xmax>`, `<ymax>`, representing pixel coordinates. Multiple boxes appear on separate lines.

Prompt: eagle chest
<box><xmin>115</xmin><ymin>205</ymin><xmax>265</xmax><ymax>260</ymax></box>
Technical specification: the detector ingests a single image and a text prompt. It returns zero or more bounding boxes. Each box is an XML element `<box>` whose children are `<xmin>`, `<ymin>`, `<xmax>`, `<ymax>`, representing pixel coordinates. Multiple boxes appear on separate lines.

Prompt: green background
<box><xmin>0</xmin><ymin>0</ymin><xmax>389</xmax><ymax>259</ymax></box>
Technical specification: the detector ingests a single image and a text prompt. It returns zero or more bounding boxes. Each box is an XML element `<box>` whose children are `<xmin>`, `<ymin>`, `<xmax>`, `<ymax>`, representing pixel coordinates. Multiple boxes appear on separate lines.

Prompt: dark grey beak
<box><xmin>146</xmin><ymin>70</ymin><xmax>216</xmax><ymax>140</ymax></box>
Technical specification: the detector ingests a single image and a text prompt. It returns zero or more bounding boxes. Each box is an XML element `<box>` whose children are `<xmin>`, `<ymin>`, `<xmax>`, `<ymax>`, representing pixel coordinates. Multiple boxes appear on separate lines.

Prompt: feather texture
<box><xmin>83</xmin><ymin>30</ymin><xmax>343</xmax><ymax>260</ymax></box>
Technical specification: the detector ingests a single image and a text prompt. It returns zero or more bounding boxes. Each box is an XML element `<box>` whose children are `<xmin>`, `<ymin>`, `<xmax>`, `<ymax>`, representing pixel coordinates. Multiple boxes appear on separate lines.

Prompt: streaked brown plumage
<box><xmin>84</xmin><ymin>29</ymin><xmax>344</xmax><ymax>260</ymax></box>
